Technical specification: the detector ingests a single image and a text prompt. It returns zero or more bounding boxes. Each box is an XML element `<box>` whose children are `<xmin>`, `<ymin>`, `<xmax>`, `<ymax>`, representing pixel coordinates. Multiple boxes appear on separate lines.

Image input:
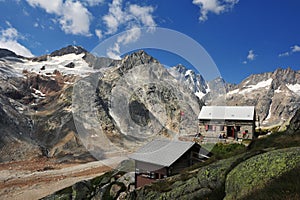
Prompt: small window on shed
<box><xmin>150</xmin><ymin>172</ymin><xmax>155</xmax><ymax>179</ymax></box>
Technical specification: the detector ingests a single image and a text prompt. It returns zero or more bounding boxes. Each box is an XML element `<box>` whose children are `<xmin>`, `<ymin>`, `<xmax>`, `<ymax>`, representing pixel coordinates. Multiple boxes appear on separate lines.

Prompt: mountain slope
<box><xmin>0</xmin><ymin>48</ymin><xmax>202</xmax><ymax>162</ymax></box>
<box><xmin>0</xmin><ymin>46</ymin><xmax>299</xmax><ymax>162</ymax></box>
<box><xmin>73</xmin><ymin>50</ymin><xmax>202</xmax><ymax>159</ymax></box>
<box><xmin>225</xmin><ymin>68</ymin><xmax>300</xmax><ymax>127</ymax></box>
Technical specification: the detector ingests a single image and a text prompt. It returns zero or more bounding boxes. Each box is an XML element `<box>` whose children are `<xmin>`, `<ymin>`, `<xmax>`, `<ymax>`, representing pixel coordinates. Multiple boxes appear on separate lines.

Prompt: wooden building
<box><xmin>198</xmin><ymin>106</ymin><xmax>256</xmax><ymax>140</ymax></box>
<box><xmin>129</xmin><ymin>139</ymin><xmax>209</xmax><ymax>188</ymax></box>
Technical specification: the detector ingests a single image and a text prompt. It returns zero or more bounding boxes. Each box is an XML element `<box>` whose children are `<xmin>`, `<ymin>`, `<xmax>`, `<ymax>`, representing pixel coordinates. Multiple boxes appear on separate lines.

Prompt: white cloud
<box><xmin>278</xmin><ymin>44</ymin><xmax>300</xmax><ymax>57</ymax></box>
<box><xmin>1</xmin><ymin>27</ymin><xmax>19</xmax><ymax>39</ymax></box>
<box><xmin>102</xmin><ymin>0</ymin><xmax>129</xmax><ymax>34</ymax></box>
<box><xmin>106</xmin><ymin>27</ymin><xmax>142</xmax><ymax>60</ymax></box>
<box><xmin>59</xmin><ymin>1</ymin><xmax>92</xmax><ymax>36</ymax></box>
<box><xmin>27</xmin><ymin>0</ymin><xmax>63</xmax><ymax>14</ymax></box>
<box><xmin>95</xmin><ymin>29</ymin><xmax>103</xmax><ymax>40</ymax></box>
<box><xmin>107</xmin><ymin>42</ymin><xmax>121</xmax><ymax>60</ymax></box>
<box><xmin>116</xmin><ymin>26</ymin><xmax>141</xmax><ymax>45</ymax></box>
<box><xmin>102</xmin><ymin>0</ymin><xmax>156</xmax><ymax>58</ymax></box>
<box><xmin>247</xmin><ymin>50</ymin><xmax>256</xmax><ymax>61</ymax></box>
<box><xmin>278</xmin><ymin>52</ymin><xmax>289</xmax><ymax>57</ymax></box>
<box><xmin>192</xmin><ymin>0</ymin><xmax>239</xmax><ymax>21</ymax></box>
<box><xmin>129</xmin><ymin>4</ymin><xmax>156</xmax><ymax>27</ymax></box>
<box><xmin>82</xmin><ymin>0</ymin><xmax>104</xmax><ymax>6</ymax></box>
<box><xmin>0</xmin><ymin>25</ymin><xmax>34</xmax><ymax>57</ymax></box>
<box><xmin>243</xmin><ymin>49</ymin><xmax>256</xmax><ymax>64</ymax></box>
<box><xmin>291</xmin><ymin>45</ymin><xmax>300</xmax><ymax>53</ymax></box>
<box><xmin>102</xmin><ymin>0</ymin><xmax>156</xmax><ymax>34</ymax></box>
<box><xmin>26</xmin><ymin>0</ymin><xmax>92</xmax><ymax>36</ymax></box>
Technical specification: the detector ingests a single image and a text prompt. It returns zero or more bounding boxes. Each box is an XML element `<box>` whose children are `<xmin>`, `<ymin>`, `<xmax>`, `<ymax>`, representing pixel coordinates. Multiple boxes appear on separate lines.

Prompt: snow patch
<box><xmin>287</xmin><ymin>83</ymin><xmax>300</xmax><ymax>96</ymax></box>
<box><xmin>227</xmin><ymin>78</ymin><xmax>273</xmax><ymax>95</ymax></box>
<box><xmin>265</xmin><ymin>104</ymin><xmax>272</xmax><ymax>120</ymax></box>
<box><xmin>185</xmin><ymin>69</ymin><xmax>193</xmax><ymax>77</ymax></box>
<box><xmin>206</xmin><ymin>84</ymin><xmax>210</xmax><ymax>93</ymax></box>
<box><xmin>275</xmin><ymin>87</ymin><xmax>282</xmax><ymax>93</ymax></box>
<box><xmin>195</xmin><ymin>91</ymin><xmax>206</xmax><ymax>99</ymax></box>
<box><xmin>13</xmin><ymin>53</ymin><xmax>96</xmax><ymax>76</ymax></box>
<box><xmin>33</xmin><ymin>88</ymin><xmax>46</xmax><ymax>97</ymax></box>
<box><xmin>227</xmin><ymin>88</ymin><xmax>239</xmax><ymax>95</ymax></box>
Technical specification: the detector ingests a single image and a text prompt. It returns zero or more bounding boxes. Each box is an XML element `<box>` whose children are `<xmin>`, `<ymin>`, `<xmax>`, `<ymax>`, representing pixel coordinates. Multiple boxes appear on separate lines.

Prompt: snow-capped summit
<box><xmin>168</xmin><ymin>64</ymin><xmax>209</xmax><ymax>99</ymax></box>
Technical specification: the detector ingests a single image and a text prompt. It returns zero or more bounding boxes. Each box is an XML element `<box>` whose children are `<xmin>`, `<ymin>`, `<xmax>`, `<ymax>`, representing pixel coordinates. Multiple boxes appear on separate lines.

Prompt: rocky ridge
<box><xmin>0</xmin><ymin>46</ymin><xmax>299</xmax><ymax>162</ymax></box>
<box><xmin>224</xmin><ymin>67</ymin><xmax>300</xmax><ymax>127</ymax></box>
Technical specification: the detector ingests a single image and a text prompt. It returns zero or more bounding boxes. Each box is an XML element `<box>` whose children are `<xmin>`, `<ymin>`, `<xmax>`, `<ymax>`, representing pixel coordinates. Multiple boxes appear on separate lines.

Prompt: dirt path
<box><xmin>0</xmin><ymin>159</ymin><xmax>111</xmax><ymax>200</ymax></box>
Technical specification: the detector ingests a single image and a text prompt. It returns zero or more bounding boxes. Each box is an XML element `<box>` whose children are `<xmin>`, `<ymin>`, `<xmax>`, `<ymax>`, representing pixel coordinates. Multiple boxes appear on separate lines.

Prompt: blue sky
<box><xmin>0</xmin><ymin>0</ymin><xmax>299</xmax><ymax>83</ymax></box>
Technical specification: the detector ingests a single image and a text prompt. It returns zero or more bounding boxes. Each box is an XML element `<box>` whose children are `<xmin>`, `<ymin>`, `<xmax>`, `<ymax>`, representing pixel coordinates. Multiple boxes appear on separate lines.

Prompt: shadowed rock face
<box><xmin>129</xmin><ymin>100</ymin><xmax>150</xmax><ymax>127</ymax></box>
<box><xmin>0</xmin><ymin>48</ymin><xmax>19</xmax><ymax>58</ymax></box>
<box><xmin>287</xmin><ymin>108</ymin><xmax>300</xmax><ymax>134</ymax></box>
<box><xmin>50</xmin><ymin>45</ymin><xmax>87</xmax><ymax>57</ymax></box>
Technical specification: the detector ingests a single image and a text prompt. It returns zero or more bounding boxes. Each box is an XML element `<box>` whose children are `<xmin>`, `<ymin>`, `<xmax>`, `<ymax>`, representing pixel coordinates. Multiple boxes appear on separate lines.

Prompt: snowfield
<box><xmin>287</xmin><ymin>83</ymin><xmax>300</xmax><ymax>96</ymax></box>
<box><xmin>227</xmin><ymin>78</ymin><xmax>273</xmax><ymax>95</ymax></box>
<box><xmin>13</xmin><ymin>53</ymin><xmax>96</xmax><ymax>76</ymax></box>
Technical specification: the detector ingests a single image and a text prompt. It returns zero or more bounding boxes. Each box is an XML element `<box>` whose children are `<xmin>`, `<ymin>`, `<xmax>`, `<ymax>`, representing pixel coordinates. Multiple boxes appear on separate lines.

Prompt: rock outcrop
<box><xmin>287</xmin><ymin>108</ymin><xmax>300</xmax><ymax>134</ymax></box>
<box><xmin>225</xmin><ymin>147</ymin><xmax>300</xmax><ymax>200</ymax></box>
<box><xmin>223</xmin><ymin>68</ymin><xmax>300</xmax><ymax>127</ymax></box>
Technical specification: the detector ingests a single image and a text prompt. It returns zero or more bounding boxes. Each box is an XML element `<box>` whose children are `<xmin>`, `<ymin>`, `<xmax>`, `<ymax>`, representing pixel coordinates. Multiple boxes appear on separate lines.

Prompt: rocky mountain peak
<box><xmin>117</xmin><ymin>50</ymin><xmax>159</xmax><ymax>72</ymax></box>
<box><xmin>173</xmin><ymin>64</ymin><xmax>188</xmax><ymax>74</ymax></box>
<box><xmin>50</xmin><ymin>45</ymin><xmax>87</xmax><ymax>57</ymax></box>
<box><xmin>272</xmin><ymin>67</ymin><xmax>299</xmax><ymax>84</ymax></box>
<box><xmin>122</xmin><ymin>50</ymin><xmax>158</xmax><ymax>64</ymax></box>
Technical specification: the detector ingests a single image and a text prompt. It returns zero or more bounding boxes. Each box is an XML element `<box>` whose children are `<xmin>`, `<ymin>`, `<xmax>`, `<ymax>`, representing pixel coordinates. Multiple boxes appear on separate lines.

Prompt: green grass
<box><xmin>248</xmin><ymin>131</ymin><xmax>300</xmax><ymax>152</ymax></box>
<box><xmin>210</xmin><ymin>143</ymin><xmax>246</xmax><ymax>159</ymax></box>
<box><xmin>242</xmin><ymin>165</ymin><xmax>300</xmax><ymax>200</ymax></box>
<box><xmin>184</xmin><ymin>143</ymin><xmax>247</xmax><ymax>172</ymax></box>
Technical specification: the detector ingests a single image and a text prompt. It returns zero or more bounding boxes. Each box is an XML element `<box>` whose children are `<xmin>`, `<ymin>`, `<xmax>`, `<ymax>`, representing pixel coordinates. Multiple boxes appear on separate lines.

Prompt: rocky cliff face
<box><xmin>224</xmin><ymin>68</ymin><xmax>300</xmax><ymax>127</ymax></box>
<box><xmin>0</xmin><ymin>46</ymin><xmax>106</xmax><ymax>162</ymax></box>
<box><xmin>287</xmin><ymin>108</ymin><xmax>300</xmax><ymax>134</ymax></box>
<box><xmin>73</xmin><ymin>50</ymin><xmax>202</xmax><ymax>159</ymax></box>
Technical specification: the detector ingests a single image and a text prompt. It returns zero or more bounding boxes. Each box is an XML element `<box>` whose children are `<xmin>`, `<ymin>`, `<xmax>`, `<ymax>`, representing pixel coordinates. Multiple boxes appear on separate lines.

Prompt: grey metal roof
<box><xmin>198</xmin><ymin>106</ymin><xmax>255</xmax><ymax>121</ymax></box>
<box><xmin>129</xmin><ymin>139</ymin><xmax>196</xmax><ymax>167</ymax></box>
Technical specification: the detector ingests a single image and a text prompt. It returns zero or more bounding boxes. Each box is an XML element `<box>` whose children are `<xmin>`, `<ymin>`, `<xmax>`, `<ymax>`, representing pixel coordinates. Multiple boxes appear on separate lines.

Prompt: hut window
<box><xmin>150</xmin><ymin>172</ymin><xmax>155</xmax><ymax>179</ymax></box>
